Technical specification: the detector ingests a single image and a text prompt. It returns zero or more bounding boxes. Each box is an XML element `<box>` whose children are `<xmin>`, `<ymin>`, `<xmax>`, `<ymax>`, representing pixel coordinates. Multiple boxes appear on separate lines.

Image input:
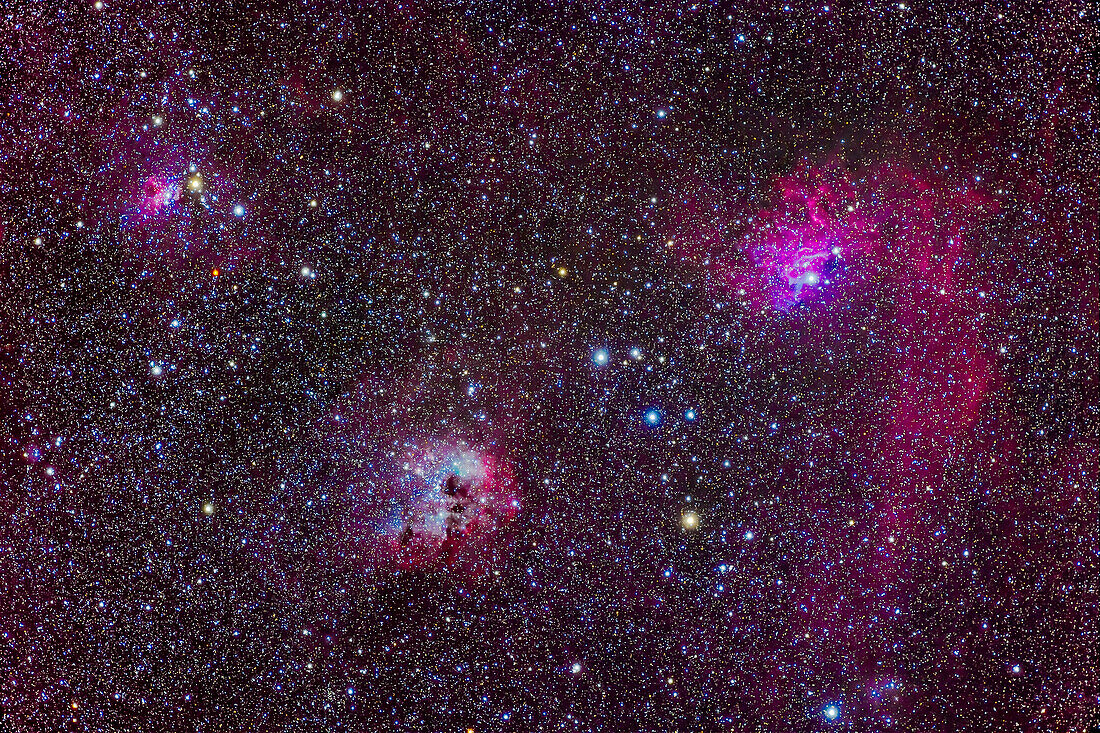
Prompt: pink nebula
<box><xmin>340</xmin><ymin>433</ymin><xmax>521</xmax><ymax>577</ymax></box>
<box><xmin>138</xmin><ymin>174</ymin><xmax>181</xmax><ymax>216</ymax></box>
<box><xmin>700</xmin><ymin>157</ymin><xmax>1008</xmax><ymax>691</ymax></box>
<box><xmin>383</xmin><ymin>442</ymin><xmax>520</xmax><ymax>572</ymax></box>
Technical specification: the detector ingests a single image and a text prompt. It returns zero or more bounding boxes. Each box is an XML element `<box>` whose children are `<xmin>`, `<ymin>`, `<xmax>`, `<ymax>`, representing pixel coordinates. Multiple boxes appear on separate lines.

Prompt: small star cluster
<box><xmin>0</xmin><ymin>1</ymin><xmax>1096</xmax><ymax>731</ymax></box>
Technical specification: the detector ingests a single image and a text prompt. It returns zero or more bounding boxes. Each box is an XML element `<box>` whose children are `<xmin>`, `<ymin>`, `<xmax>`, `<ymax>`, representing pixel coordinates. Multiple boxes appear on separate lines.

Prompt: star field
<box><xmin>0</xmin><ymin>1</ymin><xmax>1096</xmax><ymax>731</ymax></box>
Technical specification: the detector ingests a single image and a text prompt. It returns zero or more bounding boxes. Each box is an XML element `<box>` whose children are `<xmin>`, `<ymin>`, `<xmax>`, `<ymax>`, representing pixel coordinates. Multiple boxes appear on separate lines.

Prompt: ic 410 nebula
<box><xmin>0</xmin><ymin>2</ymin><xmax>1095</xmax><ymax>732</ymax></box>
<box><xmin>341</xmin><ymin>433</ymin><xmax>520</xmax><ymax>575</ymax></box>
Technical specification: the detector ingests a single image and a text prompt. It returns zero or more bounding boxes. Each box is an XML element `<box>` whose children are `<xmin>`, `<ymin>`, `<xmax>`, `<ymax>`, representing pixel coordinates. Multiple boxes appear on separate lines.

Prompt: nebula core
<box><xmin>342</xmin><ymin>435</ymin><xmax>520</xmax><ymax>574</ymax></box>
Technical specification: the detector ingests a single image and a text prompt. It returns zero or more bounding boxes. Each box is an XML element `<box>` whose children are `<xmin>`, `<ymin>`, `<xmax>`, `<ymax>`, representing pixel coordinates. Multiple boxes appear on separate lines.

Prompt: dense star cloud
<box><xmin>0</xmin><ymin>1</ymin><xmax>1096</xmax><ymax>731</ymax></box>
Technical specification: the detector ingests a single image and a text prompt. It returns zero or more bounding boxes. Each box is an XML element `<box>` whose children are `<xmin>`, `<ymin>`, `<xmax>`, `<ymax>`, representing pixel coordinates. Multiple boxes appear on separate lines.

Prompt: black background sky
<box><xmin>0</xmin><ymin>1</ymin><xmax>1095</xmax><ymax>731</ymax></box>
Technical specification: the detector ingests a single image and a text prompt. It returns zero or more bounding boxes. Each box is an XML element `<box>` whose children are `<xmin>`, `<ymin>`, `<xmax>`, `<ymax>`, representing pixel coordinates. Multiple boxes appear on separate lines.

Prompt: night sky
<box><xmin>1</xmin><ymin>1</ymin><xmax>1097</xmax><ymax>731</ymax></box>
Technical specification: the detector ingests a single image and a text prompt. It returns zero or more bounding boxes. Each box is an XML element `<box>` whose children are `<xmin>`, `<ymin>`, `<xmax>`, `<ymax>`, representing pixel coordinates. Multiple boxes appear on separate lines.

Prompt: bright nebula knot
<box><xmin>345</xmin><ymin>437</ymin><xmax>520</xmax><ymax>575</ymax></box>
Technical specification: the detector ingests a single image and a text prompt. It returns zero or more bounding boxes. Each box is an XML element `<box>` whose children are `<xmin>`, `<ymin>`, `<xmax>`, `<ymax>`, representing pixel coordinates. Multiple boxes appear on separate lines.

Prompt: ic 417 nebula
<box><xmin>0</xmin><ymin>2</ymin><xmax>1095</xmax><ymax>732</ymax></box>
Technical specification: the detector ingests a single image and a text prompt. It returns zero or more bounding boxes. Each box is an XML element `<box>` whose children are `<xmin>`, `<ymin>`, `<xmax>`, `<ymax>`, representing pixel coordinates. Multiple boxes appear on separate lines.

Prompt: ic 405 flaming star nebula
<box><xmin>0</xmin><ymin>2</ymin><xmax>1095</xmax><ymax>732</ymax></box>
